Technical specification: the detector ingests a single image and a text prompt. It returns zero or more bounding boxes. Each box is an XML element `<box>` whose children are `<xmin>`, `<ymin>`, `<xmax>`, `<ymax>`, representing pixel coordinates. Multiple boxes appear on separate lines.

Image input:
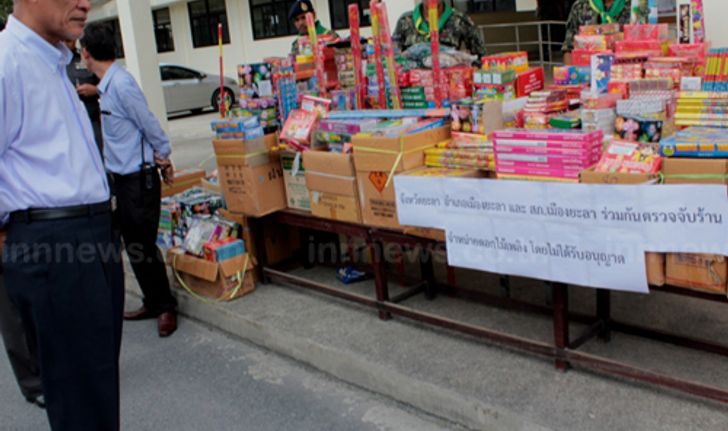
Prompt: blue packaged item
<box><xmin>336</xmin><ymin>266</ymin><xmax>368</xmax><ymax>285</ymax></box>
<box><xmin>244</xmin><ymin>126</ymin><xmax>265</xmax><ymax>141</ymax></box>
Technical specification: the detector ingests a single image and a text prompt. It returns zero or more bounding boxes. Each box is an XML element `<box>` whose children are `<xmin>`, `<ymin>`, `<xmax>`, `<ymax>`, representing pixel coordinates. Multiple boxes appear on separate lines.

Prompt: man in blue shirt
<box><xmin>0</xmin><ymin>1</ymin><xmax>124</xmax><ymax>430</ymax></box>
<box><xmin>80</xmin><ymin>23</ymin><xmax>179</xmax><ymax>337</ymax></box>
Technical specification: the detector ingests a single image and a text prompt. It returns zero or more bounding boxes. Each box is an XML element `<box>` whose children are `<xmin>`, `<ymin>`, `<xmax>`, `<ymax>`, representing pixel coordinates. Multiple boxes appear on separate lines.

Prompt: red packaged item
<box><xmin>516</xmin><ymin>67</ymin><xmax>545</xmax><ymax>97</ymax></box>
<box><xmin>578</xmin><ymin>23</ymin><xmax>621</xmax><ymax>35</ymax></box>
<box><xmin>571</xmin><ymin>49</ymin><xmax>612</xmax><ymax>66</ymax></box>
<box><xmin>574</xmin><ymin>35</ymin><xmax>608</xmax><ymax>51</ymax></box>
<box><xmin>594</xmin><ymin>141</ymin><xmax>662</xmax><ymax>174</ymax></box>
<box><xmin>614</xmin><ymin>40</ymin><xmax>666</xmax><ymax>56</ymax></box>
<box><xmin>608</xmin><ymin>81</ymin><xmax>629</xmax><ymax>98</ymax></box>
<box><xmin>280</xmin><ymin>109</ymin><xmax>319</xmax><ymax>150</ymax></box>
<box><xmin>623</xmin><ymin>24</ymin><xmax>668</xmax><ymax>41</ymax></box>
<box><xmin>203</xmin><ymin>237</ymin><xmax>237</xmax><ymax>262</ymax></box>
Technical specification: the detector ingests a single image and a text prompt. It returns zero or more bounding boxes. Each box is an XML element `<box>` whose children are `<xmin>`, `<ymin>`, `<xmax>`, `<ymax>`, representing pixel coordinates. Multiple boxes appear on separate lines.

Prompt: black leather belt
<box><xmin>10</xmin><ymin>201</ymin><xmax>112</xmax><ymax>224</ymax></box>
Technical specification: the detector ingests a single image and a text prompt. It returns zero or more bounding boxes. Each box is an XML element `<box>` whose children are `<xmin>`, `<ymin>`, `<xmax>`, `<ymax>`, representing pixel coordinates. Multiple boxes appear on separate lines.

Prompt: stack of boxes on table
<box><xmin>182</xmin><ymin>5</ymin><xmax>728</xmax><ymax>297</ymax></box>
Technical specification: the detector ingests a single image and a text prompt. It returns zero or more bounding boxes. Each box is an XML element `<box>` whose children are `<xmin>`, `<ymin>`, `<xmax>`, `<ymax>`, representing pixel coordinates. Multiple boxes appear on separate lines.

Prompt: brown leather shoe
<box><xmin>158</xmin><ymin>312</ymin><xmax>178</xmax><ymax>337</ymax></box>
<box><xmin>124</xmin><ymin>306</ymin><xmax>158</xmax><ymax>321</ymax></box>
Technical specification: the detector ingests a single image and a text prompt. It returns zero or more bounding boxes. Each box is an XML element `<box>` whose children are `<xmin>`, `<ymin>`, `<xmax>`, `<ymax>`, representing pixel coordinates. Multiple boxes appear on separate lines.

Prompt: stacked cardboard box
<box><xmin>213</xmin><ymin>135</ymin><xmax>286</xmax><ymax>217</ymax></box>
<box><xmin>662</xmin><ymin>158</ymin><xmax>728</xmax><ymax>294</ymax></box>
<box><xmin>352</xmin><ymin>126</ymin><xmax>450</xmax><ymax>229</ymax></box>
<box><xmin>304</xmin><ymin>151</ymin><xmax>362</xmax><ymax>223</ymax></box>
<box><xmin>280</xmin><ymin>152</ymin><xmax>310</xmax><ymax>212</ymax></box>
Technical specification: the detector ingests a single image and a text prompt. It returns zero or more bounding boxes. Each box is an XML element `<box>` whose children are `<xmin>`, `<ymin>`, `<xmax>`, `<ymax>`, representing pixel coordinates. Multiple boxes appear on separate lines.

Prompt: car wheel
<box><xmin>191</xmin><ymin>108</ymin><xmax>204</xmax><ymax>115</ymax></box>
<box><xmin>212</xmin><ymin>87</ymin><xmax>236</xmax><ymax>111</ymax></box>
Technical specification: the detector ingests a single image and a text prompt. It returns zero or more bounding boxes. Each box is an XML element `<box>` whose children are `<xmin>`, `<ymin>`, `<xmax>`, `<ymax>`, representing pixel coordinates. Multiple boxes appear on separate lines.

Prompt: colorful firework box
<box><xmin>615</xmin><ymin>115</ymin><xmax>664</xmax><ymax>143</ymax></box>
<box><xmin>481</xmin><ymin>51</ymin><xmax>529</xmax><ymax>73</ymax></box>
<box><xmin>660</xmin><ymin>127</ymin><xmax>728</xmax><ymax>157</ymax></box>
<box><xmin>591</xmin><ymin>53</ymin><xmax>615</xmax><ymax>94</ymax></box>
<box><xmin>578</xmin><ymin>23</ymin><xmax>621</xmax><ymax>36</ymax></box>
<box><xmin>595</xmin><ymin>140</ymin><xmax>662</xmax><ymax>174</ymax></box>
<box><xmin>553</xmin><ymin>66</ymin><xmax>590</xmax><ymax>85</ymax></box>
<box><xmin>623</xmin><ymin>24</ymin><xmax>668</xmax><ymax>41</ymax></box>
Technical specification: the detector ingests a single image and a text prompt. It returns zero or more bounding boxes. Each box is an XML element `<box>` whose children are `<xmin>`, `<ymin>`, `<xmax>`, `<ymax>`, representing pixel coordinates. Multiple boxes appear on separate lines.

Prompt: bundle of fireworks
<box><xmin>702</xmin><ymin>48</ymin><xmax>728</xmax><ymax>91</ymax></box>
<box><xmin>614</xmin><ymin>40</ymin><xmax>667</xmax><ymax>56</ymax></box>
<box><xmin>280</xmin><ymin>109</ymin><xmax>319</xmax><ymax>150</ymax></box>
<box><xmin>623</xmin><ymin>24</ymin><xmax>669</xmax><ymax>41</ymax></box>
<box><xmin>238</xmin><ymin>62</ymin><xmax>279</xmax><ymax>127</ymax></box>
<box><xmin>571</xmin><ymin>49</ymin><xmax>613</xmax><ymax>67</ymax></box>
<box><xmin>581</xmin><ymin>108</ymin><xmax>616</xmax><ymax>135</ymax></box>
<box><xmin>594</xmin><ymin>140</ymin><xmax>662</xmax><ymax>174</ymax></box>
<box><xmin>183</xmin><ymin>215</ymin><xmax>241</xmax><ymax>258</ymax></box>
<box><xmin>553</xmin><ymin>65</ymin><xmax>590</xmax><ymax>86</ymax></box>
<box><xmin>334</xmin><ymin>46</ymin><xmax>357</xmax><ymax>88</ymax></box>
<box><xmin>267</xmin><ymin>57</ymin><xmax>298</xmax><ymax>123</ymax></box>
<box><xmin>676</xmin><ymin>0</ymin><xmax>706</xmax><ymax>45</ymax></box>
<box><xmin>450</xmin><ymin>98</ymin><xmax>503</xmax><ymax>136</ymax></box>
<box><xmin>644</xmin><ymin>58</ymin><xmax>685</xmax><ymax>87</ymax></box>
<box><xmin>522</xmin><ymin>90</ymin><xmax>569</xmax><ymax>129</ymax></box>
<box><xmin>675</xmin><ymin>91</ymin><xmax>728</xmax><ymax>127</ymax></box>
<box><xmin>574</xmin><ymin>34</ymin><xmax>623</xmax><ymax>51</ymax></box>
<box><xmin>615</xmin><ymin>115</ymin><xmax>664</xmax><ymax>142</ymax></box>
<box><xmin>493</xmin><ymin>129</ymin><xmax>604</xmax><ymax>182</ymax></box>
<box><xmin>424</xmin><ymin>147</ymin><xmax>495</xmax><ymax>170</ymax></box>
<box><xmin>314</xmin><ymin>118</ymin><xmax>380</xmax><ymax>153</ymax></box>
<box><xmin>549</xmin><ymin>112</ymin><xmax>582</xmax><ymax>129</ymax></box>
<box><xmin>158</xmin><ymin>187</ymin><xmax>226</xmax><ymax>251</ymax></box>
<box><xmin>660</xmin><ymin>127</ymin><xmax>728</xmax><ymax>157</ymax></box>
<box><xmin>610</xmin><ymin>63</ymin><xmax>643</xmax><ymax>82</ymax></box>
<box><xmin>481</xmin><ymin>51</ymin><xmax>529</xmax><ymax>73</ymax></box>
<box><xmin>330</xmin><ymin>88</ymin><xmax>358</xmax><ymax>111</ymax></box>
<box><xmin>669</xmin><ymin>42</ymin><xmax>709</xmax><ymax>75</ymax></box>
<box><xmin>210</xmin><ymin>116</ymin><xmax>264</xmax><ymax>141</ymax></box>
<box><xmin>591</xmin><ymin>53</ymin><xmax>615</xmax><ymax>94</ymax></box>
<box><xmin>578</xmin><ymin>23</ymin><xmax>621</xmax><ymax>36</ymax></box>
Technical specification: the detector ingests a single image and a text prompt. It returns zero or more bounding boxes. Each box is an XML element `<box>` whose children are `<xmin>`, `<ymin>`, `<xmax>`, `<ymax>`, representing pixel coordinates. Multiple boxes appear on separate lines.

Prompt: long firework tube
<box><xmin>370</xmin><ymin>0</ymin><xmax>387</xmax><ymax>108</ymax></box>
<box><xmin>218</xmin><ymin>23</ymin><xmax>225</xmax><ymax>117</ymax></box>
<box><xmin>306</xmin><ymin>13</ymin><xmax>327</xmax><ymax>97</ymax></box>
<box><xmin>348</xmin><ymin>4</ymin><xmax>365</xmax><ymax>110</ymax></box>
<box><xmin>376</xmin><ymin>3</ymin><xmax>401</xmax><ymax>109</ymax></box>
<box><xmin>427</xmin><ymin>0</ymin><xmax>443</xmax><ymax>108</ymax></box>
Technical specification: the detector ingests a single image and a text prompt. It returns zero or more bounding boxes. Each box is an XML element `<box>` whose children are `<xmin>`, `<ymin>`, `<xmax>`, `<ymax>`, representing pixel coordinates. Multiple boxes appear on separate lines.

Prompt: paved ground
<box><xmin>0</xmin><ymin>295</ymin><xmax>464</xmax><ymax>431</ymax></box>
<box><xmin>168</xmin><ymin>111</ymin><xmax>219</xmax><ymax>171</ymax></box>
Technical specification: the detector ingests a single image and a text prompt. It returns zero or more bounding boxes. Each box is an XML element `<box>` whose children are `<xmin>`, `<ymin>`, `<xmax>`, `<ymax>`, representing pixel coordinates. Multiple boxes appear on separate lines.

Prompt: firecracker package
<box><xmin>553</xmin><ymin>66</ymin><xmax>591</xmax><ymax>85</ymax></box>
<box><xmin>481</xmin><ymin>51</ymin><xmax>529</xmax><ymax>73</ymax></box>
<box><xmin>280</xmin><ymin>109</ymin><xmax>319</xmax><ymax>149</ymax></box>
<box><xmin>660</xmin><ymin>126</ymin><xmax>728</xmax><ymax>157</ymax></box>
<box><xmin>595</xmin><ymin>140</ymin><xmax>662</xmax><ymax>173</ymax></box>
<box><xmin>591</xmin><ymin>54</ymin><xmax>615</xmax><ymax>94</ymax></box>
<box><xmin>615</xmin><ymin>115</ymin><xmax>664</xmax><ymax>142</ymax></box>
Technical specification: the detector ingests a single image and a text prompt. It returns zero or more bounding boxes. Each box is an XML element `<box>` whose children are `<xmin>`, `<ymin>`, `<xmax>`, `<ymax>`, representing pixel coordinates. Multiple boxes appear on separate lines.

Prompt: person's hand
<box><xmin>155</xmin><ymin>156</ymin><xmax>175</xmax><ymax>186</ymax></box>
<box><xmin>76</xmin><ymin>83</ymin><xmax>98</xmax><ymax>97</ymax></box>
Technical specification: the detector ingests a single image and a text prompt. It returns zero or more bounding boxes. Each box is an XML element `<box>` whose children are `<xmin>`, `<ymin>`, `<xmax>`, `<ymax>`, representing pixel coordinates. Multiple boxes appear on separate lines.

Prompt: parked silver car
<box><xmin>160</xmin><ymin>63</ymin><xmax>237</xmax><ymax>115</ymax></box>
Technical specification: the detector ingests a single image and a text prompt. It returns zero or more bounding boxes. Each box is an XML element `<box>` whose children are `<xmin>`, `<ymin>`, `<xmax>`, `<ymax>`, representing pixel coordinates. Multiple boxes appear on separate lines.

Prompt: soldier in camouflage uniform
<box><xmin>393</xmin><ymin>1</ymin><xmax>487</xmax><ymax>59</ymax></box>
<box><xmin>562</xmin><ymin>0</ymin><xmax>630</xmax><ymax>52</ymax></box>
<box><xmin>289</xmin><ymin>0</ymin><xmax>339</xmax><ymax>56</ymax></box>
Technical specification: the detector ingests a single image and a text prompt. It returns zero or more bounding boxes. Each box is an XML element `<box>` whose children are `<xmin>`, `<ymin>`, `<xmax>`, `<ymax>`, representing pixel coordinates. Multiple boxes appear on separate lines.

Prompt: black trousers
<box><xmin>0</xmin><ymin>269</ymin><xmax>42</xmax><ymax>401</ymax></box>
<box><xmin>2</xmin><ymin>211</ymin><xmax>124</xmax><ymax>431</ymax></box>
<box><xmin>113</xmin><ymin>171</ymin><xmax>177</xmax><ymax>314</ymax></box>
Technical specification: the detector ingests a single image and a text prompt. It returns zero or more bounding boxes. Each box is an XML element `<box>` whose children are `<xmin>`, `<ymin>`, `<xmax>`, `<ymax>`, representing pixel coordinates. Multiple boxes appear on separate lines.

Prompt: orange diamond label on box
<box><xmin>368</xmin><ymin>171</ymin><xmax>388</xmax><ymax>193</ymax></box>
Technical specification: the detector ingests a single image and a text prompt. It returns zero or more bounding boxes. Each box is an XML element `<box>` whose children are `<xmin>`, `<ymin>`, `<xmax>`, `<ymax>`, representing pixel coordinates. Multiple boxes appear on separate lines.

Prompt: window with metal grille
<box><xmin>329</xmin><ymin>0</ymin><xmax>371</xmax><ymax>30</ymax></box>
<box><xmin>188</xmin><ymin>0</ymin><xmax>230</xmax><ymax>48</ymax></box>
<box><xmin>460</xmin><ymin>0</ymin><xmax>517</xmax><ymax>13</ymax></box>
<box><xmin>250</xmin><ymin>0</ymin><xmax>299</xmax><ymax>40</ymax></box>
<box><xmin>154</xmin><ymin>8</ymin><xmax>175</xmax><ymax>53</ymax></box>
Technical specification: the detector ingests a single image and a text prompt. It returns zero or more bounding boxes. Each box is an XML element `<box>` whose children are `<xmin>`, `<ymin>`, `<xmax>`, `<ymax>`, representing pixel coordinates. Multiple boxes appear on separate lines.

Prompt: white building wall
<box><xmin>704</xmin><ymin>0</ymin><xmax>728</xmax><ymax>47</ymax></box>
<box><xmin>89</xmin><ymin>0</ymin><xmax>416</xmax><ymax>79</ymax></box>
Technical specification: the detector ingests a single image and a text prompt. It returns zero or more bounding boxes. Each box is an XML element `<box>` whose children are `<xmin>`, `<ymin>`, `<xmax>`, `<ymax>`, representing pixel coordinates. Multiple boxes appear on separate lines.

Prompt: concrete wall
<box><xmin>90</xmin><ymin>0</ymin><xmax>415</xmax><ymax>79</ymax></box>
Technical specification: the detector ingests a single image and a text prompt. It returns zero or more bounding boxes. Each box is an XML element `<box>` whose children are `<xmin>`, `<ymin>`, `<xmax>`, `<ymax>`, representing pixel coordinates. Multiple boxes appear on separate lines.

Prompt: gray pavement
<box><xmin>168</xmin><ymin>111</ymin><xmax>219</xmax><ymax>171</ymax></box>
<box><xmin>0</xmin><ymin>294</ymin><xmax>464</xmax><ymax>431</ymax></box>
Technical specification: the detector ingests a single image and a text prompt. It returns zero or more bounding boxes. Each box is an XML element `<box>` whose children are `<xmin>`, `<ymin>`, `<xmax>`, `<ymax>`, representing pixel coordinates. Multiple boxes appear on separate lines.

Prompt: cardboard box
<box><xmin>661</xmin><ymin>158</ymin><xmax>728</xmax><ymax>293</ymax></box>
<box><xmin>662</xmin><ymin>158</ymin><xmax>728</xmax><ymax>185</ymax></box>
<box><xmin>169</xmin><ymin>249</ymin><xmax>256</xmax><ymax>301</ymax></box>
<box><xmin>214</xmin><ymin>139</ymin><xmax>286</xmax><ymax>217</ymax></box>
<box><xmin>199</xmin><ymin>178</ymin><xmax>222</xmax><ymax>195</ymax></box>
<box><xmin>403</xmin><ymin>227</ymin><xmax>446</xmax><ymax>242</ymax></box>
<box><xmin>280</xmin><ymin>152</ymin><xmax>310</xmax><ymax>212</ymax></box>
<box><xmin>304</xmin><ymin>151</ymin><xmax>362</xmax><ymax>223</ymax></box>
<box><xmin>264</xmin><ymin>133</ymin><xmax>279</xmax><ymax>151</ymax></box>
<box><xmin>213</xmin><ymin>137</ymin><xmax>271</xmax><ymax>168</ymax></box>
<box><xmin>666</xmin><ymin>253</ymin><xmax>727</xmax><ymax>294</ymax></box>
<box><xmin>579</xmin><ymin>167</ymin><xmax>659</xmax><ymax>185</ymax></box>
<box><xmin>352</xmin><ymin>126</ymin><xmax>451</xmax><ymax>172</ymax></box>
<box><xmin>216</xmin><ymin>209</ymin><xmax>300</xmax><ymax>268</ymax></box>
<box><xmin>161</xmin><ymin>168</ymin><xmax>206</xmax><ymax>197</ymax></box>
<box><xmin>352</xmin><ymin>127</ymin><xmax>451</xmax><ymax>229</ymax></box>
<box><xmin>579</xmin><ymin>167</ymin><xmax>664</xmax><ymax>286</ymax></box>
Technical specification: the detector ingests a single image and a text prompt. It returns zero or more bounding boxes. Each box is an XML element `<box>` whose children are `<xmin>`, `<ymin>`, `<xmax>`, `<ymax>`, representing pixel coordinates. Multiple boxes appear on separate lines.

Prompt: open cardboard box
<box><xmin>304</xmin><ymin>151</ymin><xmax>362</xmax><ymax>224</ymax></box>
<box><xmin>161</xmin><ymin>168</ymin><xmax>206</xmax><ymax>197</ymax></box>
<box><xmin>168</xmin><ymin>249</ymin><xmax>256</xmax><ymax>301</ymax></box>
<box><xmin>280</xmin><ymin>152</ymin><xmax>311</xmax><ymax>212</ymax></box>
<box><xmin>579</xmin><ymin>166</ymin><xmax>665</xmax><ymax>286</ymax></box>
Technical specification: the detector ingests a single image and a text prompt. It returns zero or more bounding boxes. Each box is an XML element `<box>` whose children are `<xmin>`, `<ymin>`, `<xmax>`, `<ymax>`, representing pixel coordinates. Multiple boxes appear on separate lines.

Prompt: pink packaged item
<box><xmin>623</xmin><ymin>24</ymin><xmax>668</xmax><ymax>41</ymax></box>
<box><xmin>496</xmin><ymin>164</ymin><xmax>584</xmax><ymax>179</ymax></box>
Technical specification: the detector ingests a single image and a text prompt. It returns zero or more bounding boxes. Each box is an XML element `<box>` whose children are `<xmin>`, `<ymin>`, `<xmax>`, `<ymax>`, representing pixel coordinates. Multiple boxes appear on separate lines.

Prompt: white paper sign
<box><xmin>394</xmin><ymin>176</ymin><xmax>728</xmax><ymax>293</ymax></box>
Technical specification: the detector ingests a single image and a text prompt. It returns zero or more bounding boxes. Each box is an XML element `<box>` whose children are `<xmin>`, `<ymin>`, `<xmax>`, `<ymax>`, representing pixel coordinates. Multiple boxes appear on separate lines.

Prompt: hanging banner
<box><xmin>394</xmin><ymin>176</ymin><xmax>728</xmax><ymax>293</ymax></box>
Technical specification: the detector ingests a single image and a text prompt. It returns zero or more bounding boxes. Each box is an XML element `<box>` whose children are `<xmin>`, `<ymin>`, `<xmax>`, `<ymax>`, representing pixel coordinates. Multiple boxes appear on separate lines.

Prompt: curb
<box><xmin>127</xmin><ymin>285</ymin><xmax>551</xmax><ymax>431</ymax></box>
